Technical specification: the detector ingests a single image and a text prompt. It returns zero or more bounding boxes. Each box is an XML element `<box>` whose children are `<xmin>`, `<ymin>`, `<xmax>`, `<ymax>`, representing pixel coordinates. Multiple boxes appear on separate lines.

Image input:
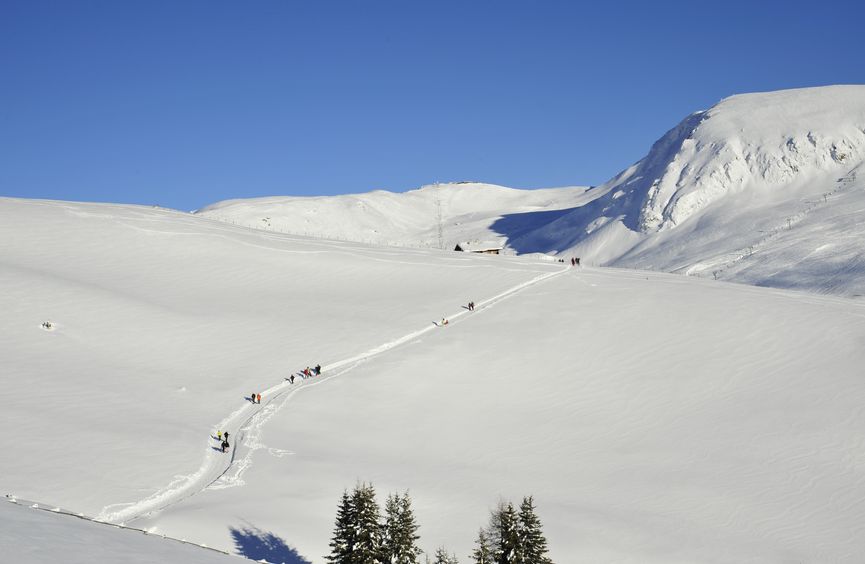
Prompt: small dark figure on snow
<box><xmin>314</xmin><ymin>364</ymin><xmax>321</xmax><ymax>375</ymax></box>
<box><xmin>250</xmin><ymin>393</ymin><xmax>256</xmax><ymax>403</ymax></box>
<box><xmin>468</xmin><ymin>301</ymin><xmax>475</xmax><ymax>311</ymax></box>
<box><xmin>289</xmin><ymin>374</ymin><xmax>295</xmax><ymax>384</ymax></box>
<box><xmin>224</xmin><ymin>431</ymin><xmax>229</xmax><ymax>440</ymax></box>
<box><xmin>575</xmin><ymin>257</ymin><xmax>581</xmax><ymax>266</ymax></box>
<box><xmin>221</xmin><ymin>440</ymin><xmax>229</xmax><ymax>453</ymax></box>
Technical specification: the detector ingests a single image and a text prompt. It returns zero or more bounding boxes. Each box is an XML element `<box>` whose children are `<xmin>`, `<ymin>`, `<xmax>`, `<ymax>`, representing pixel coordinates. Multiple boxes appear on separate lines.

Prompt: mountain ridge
<box><xmin>196</xmin><ymin>85</ymin><xmax>865</xmax><ymax>295</ymax></box>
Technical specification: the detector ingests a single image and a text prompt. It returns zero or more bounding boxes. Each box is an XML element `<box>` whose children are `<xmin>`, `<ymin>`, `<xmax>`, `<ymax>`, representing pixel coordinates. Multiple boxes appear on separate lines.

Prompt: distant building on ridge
<box><xmin>453</xmin><ymin>242</ymin><xmax>504</xmax><ymax>255</ymax></box>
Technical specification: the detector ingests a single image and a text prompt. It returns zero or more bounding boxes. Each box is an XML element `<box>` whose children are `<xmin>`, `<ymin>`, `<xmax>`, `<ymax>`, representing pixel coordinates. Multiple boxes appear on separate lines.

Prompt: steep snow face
<box><xmin>563</xmin><ymin>85</ymin><xmax>865</xmax><ymax>236</ymax></box>
<box><xmin>508</xmin><ymin>85</ymin><xmax>865</xmax><ymax>295</ymax></box>
<box><xmin>196</xmin><ymin>182</ymin><xmax>589</xmax><ymax>251</ymax></box>
<box><xmin>634</xmin><ymin>85</ymin><xmax>865</xmax><ymax>232</ymax></box>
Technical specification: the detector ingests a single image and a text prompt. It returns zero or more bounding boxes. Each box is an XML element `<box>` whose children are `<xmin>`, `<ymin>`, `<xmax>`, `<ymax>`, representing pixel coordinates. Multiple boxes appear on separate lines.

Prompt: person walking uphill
<box><xmin>256</xmin><ymin>393</ymin><xmax>261</xmax><ymax>404</ymax></box>
<box><xmin>221</xmin><ymin>439</ymin><xmax>229</xmax><ymax>453</ymax></box>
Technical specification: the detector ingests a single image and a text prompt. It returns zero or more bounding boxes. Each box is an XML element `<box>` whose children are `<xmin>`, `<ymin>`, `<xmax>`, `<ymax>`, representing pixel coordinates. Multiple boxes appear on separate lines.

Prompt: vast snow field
<box><xmin>0</xmin><ymin>197</ymin><xmax>555</xmax><ymax>514</ymax></box>
<box><xmin>3</xmin><ymin>195</ymin><xmax>865</xmax><ymax>563</ymax></box>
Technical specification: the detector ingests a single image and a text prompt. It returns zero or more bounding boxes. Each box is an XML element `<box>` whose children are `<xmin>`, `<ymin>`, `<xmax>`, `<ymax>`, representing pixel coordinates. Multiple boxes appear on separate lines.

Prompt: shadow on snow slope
<box><xmin>490</xmin><ymin>111</ymin><xmax>710</xmax><ymax>256</ymax></box>
<box><xmin>230</xmin><ymin>525</ymin><xmax>311</xmax><ymax>564</ymax></box>
<box><xmin>487</xmin><ymin>206</ymin><xmax>577</xmax><ymax>249</ymax></box>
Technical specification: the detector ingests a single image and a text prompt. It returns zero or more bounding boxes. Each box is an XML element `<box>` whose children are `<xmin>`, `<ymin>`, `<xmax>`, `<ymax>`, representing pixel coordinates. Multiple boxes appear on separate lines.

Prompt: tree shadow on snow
<box><xmin>230</xmin><ymin>524</ymin><xmax>311</xmax><ymax>564</ymax></box>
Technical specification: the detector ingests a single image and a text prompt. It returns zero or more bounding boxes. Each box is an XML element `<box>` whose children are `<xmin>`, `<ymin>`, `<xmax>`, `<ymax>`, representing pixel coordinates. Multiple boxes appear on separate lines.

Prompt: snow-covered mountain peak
<box><xmin>628</xmin><ymin>85</ymin><xmax>865</xmax><ymax>232</ymax></box>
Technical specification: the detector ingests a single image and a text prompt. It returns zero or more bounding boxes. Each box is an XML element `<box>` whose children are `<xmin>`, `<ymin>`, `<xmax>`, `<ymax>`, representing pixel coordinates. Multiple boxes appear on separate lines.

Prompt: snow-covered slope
<box><xmin>0</xmin><ymin>499</ymin><xmax>244</xmax><ymax>564</ymax></box>
<box><xmin>0</xmin><ymin>197</ymin><xmax>555</xmax><ymax>518</ymax></box>
<box><xmin>197</xmin><ymin>182</ymin><xmax>590</xmax><ymax>252</ymax></box>
<box><xmin>4</xmin><ymin>196</ymin><xmax>865</xmax><ymax>563</ymax></box>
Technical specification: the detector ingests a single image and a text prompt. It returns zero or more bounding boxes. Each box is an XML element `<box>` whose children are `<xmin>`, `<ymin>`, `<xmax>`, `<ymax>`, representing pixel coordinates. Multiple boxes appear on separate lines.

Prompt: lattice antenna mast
<box><xmin>435</xmin><ymin>189</ymin><xmax>444</xmax><ymax>250</ymax></box>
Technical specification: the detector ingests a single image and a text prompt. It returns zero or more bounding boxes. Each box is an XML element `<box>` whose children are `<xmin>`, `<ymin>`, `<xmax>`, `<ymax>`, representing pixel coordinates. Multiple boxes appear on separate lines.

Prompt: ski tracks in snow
<box><xmin>96</xmin><ymin>264</ymin><xmax>570</xmax><ymax>525</ymax></box>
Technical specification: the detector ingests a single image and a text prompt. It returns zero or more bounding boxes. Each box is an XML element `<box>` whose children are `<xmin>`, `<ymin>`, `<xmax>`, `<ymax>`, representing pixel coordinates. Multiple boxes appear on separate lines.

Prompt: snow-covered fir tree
<box><xmin>429</xmin><ymin>546</ymin><xmax>459</xmax><ymax>564</ymax></box>
<box><xmin>517</xmin><ymin>496</ymin><xmax>553</xmax><ymax>564</ymax></box>
<box><xmin>326</xmin><ymin>489</ymin><xmax>356</xmax><ymax>563</ymax></box>
<box><xmin>353</xmin><ymin>482</ymin><xmax>385</xmax><ymax>564</ymax></box>
<box><xmin>486</xmin><ymin>501</ymin><xmax>522</xmax><ymax>564</ymax></box>
<box><xmin>470</xmin><ymin>528</ymin><xmax>493</xmax><ymax>564</ymax></box>
<box><xmin>382</xmin><ymin>491</ymin><xmax>422</xmax><ymax>564</ymax></box>
<box><xmin>328</xmin><ymin>486</ymin><xmax>553</xmax><ymax>564</ymax></box>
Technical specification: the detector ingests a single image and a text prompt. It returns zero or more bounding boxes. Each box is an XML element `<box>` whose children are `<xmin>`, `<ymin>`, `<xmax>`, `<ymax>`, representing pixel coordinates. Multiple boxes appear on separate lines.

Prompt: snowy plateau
<box><xmin>2</xmin><ymin>85</ymin><xmax>865</xmax><ymax>563</ymax></box>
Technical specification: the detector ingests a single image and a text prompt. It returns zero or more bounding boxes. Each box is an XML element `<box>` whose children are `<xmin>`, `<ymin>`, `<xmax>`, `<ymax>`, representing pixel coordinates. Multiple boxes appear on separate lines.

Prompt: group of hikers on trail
<box><xmin>216</xmin><ymin>430</ymin><xmax>230</xmax><ymax>453</ymax></box>
<box><xmin>213</xmin><ymin>292</ymin><xmax>494</xmax><ymax>455</ymax></box>
<box><xmin>213</xmin><ymin>292</ymin><xmax>499</xmax><ymax>455</ymax></box>
<box><xmin>216</xmin><ymin>363</ymin><xmax>323</xmax><ymax>453</ymax></box>
<box><xmin>287</xmin><ymin>364</ymin><xmax>322</xmax><ymax>384</ymax></box>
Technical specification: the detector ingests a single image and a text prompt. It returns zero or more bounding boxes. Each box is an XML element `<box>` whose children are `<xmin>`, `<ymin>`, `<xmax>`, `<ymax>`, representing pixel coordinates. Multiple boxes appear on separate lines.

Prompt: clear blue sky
<box><xmin>2</xmin><ymin>1</ymin><xmax>864</xmax><ymax>211</ymax></box>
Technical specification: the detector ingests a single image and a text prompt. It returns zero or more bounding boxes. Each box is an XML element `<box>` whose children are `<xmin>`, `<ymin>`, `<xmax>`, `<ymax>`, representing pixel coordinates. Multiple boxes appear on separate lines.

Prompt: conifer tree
<box><xmin>353</xmin><ymin>482</ymin><xmax>384</xmax><ymax>564</ymax></box>
<box><xmin>383</xmin><ymin>491</ymin><xmax>422</xmax><ymax>564</ymax></box>
<box><xmin>326</xmin><ymin>489</ymin><xmax>356</xmax><ymax>564</ymax></box>
<box><xmin>383</xmin><ymin>493</ymin><xmax>401</xmax><ymax>563</ymax></box>
<box><xmin>493</xmin><ymin>502</ymin><xmax>520</xmax><ymax>564</ymax></box>
<box><xmin>430</xmin><ymin>546</ymin><xmax>459</xmax><ymax>564</ymax></box>
<box><xmin>517</xmin><ymin>496</ymin><xmax>552</xmax><ymax>564</ymax></box>
<box><xmin>470</xmin><ymin>528</ymin><xmax>494</xmax><ymax>564</ymax></box>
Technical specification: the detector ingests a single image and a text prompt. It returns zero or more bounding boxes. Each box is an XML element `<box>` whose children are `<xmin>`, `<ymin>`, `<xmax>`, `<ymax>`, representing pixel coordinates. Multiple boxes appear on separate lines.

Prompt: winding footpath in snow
<box><xmin>96</xmin><ymin>263</ymin><xmax>570</xmax><ymax>525</ymax></box>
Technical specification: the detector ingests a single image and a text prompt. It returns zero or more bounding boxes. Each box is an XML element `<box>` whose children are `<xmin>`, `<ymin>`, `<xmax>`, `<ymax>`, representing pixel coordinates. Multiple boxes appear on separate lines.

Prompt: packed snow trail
<box><xmin>96</xmin><ymin>264</ymin><xmax>570</xmax><ymax>525</ymax></box>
